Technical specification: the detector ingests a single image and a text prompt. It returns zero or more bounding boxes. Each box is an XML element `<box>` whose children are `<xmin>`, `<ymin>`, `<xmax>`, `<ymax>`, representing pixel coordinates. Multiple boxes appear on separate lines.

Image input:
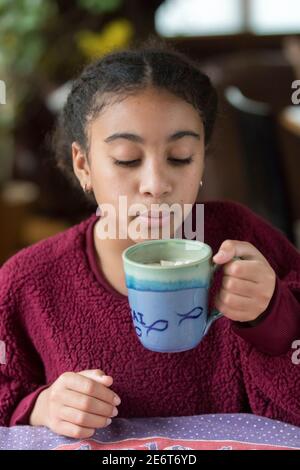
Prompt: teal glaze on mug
<box><xmin>122</xmin><ymin>239</ymin><xmax>222</xmax><ymax>353</ymax></box>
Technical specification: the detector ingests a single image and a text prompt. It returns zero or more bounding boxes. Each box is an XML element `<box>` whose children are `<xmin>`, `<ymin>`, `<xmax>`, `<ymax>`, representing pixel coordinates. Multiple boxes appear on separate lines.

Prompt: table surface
<box><xmin>280</xmin><ymin>106</ymin><xmax>300</xmax><ymax>137</ymax></box>
<box><xmin>1</xmin><ymin>413</ymin><xmax>300</xmax><ymax>450</ymax></box>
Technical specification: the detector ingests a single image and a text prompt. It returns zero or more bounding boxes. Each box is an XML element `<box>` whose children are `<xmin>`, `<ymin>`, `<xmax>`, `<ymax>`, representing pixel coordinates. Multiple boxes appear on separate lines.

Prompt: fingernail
<box><xmin>111</xmin><ymin>407</ymin><xmax>118</xmax><ymax>417</ymax></box>
<box><xmin>106</xmin><ymin>418</ymin><xmax>112</xmax><ymax>426</ymax></box>
<box><xmin>114</xmin><ymin>395</ymin><xmax>121</xmax><ymax>406</ymax></box>
<box><xmin>214</xmin><ymin>250</ymin><xmax>226</xmax><ymax>258</ymax></box>
<box><xmin>95</xmin><ymin>375</ymin><xmax>111</xmax><ymax>383</ymax></box>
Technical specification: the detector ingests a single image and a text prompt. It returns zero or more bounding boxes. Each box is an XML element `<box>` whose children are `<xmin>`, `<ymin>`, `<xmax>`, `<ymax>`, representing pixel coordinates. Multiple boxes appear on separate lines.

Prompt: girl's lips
<box><xmin>136</xmin><ymin>213</ymin><xmax>171</xmax><ymax>227</ymax></box>
<box><xmin>138</xmin><ymin>210</ymin><xmax>171</xmax><ymax>219</ymax></box>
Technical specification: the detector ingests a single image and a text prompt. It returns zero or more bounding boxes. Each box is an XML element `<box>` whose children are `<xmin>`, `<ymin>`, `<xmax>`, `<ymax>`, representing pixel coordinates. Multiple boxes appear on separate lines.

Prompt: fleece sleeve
<box><xmin>0</xmin><ymin>263</ymin><xmax>47</xmax><ymax>426</ymax></box>
<box><xmin>230</xmin><ymin>203</ymin><xmax>300</xmax><ymax>355</ymax></box>
<box><xmin>238</xmin><ymin>337</ymin><xmax>300</xmax><ymax>427</ymax></box>
<box><xmin>224</xmin><ymin>204</ymin><xmax>300</xmax><ymax>425</ymax></box>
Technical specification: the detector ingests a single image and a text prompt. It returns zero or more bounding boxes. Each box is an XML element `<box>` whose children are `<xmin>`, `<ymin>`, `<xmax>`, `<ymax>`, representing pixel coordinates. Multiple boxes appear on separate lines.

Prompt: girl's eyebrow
<box><xmin>104</xmin><ymin>130</ymin><xmax>201</xmax><ymax>144</ymax></box>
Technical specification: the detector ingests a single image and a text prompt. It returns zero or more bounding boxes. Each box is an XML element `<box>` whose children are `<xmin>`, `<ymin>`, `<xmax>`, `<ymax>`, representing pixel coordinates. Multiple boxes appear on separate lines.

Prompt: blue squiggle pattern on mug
<box><xmin>176</xmin><ymin>306</ymin><xmax>204</xmax><ymax>326</ymax></box>
<box><xmin>145</xmin><ymin>320</ymin><xmax>169</xmax><ymax>336</ymax></box>
<box><xmin>132</xmin><ymin>309</ymin><xmax>168</xmax><ymax>337</ymax></box>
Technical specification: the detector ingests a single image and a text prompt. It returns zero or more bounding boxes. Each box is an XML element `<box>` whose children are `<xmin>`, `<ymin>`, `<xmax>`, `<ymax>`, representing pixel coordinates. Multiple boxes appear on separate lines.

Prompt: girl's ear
<box><xmin>72</xmin><ymin>141</ymin><xmax>91</xmax><ymax>186</ymax></box>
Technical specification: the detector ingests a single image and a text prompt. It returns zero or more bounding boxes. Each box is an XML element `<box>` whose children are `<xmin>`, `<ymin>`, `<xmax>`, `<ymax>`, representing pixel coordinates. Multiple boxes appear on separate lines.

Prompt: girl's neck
<box><xmin>93</xmin><ymin>220</ymin><xmax>134</xmax><ymax>296</ymax></box>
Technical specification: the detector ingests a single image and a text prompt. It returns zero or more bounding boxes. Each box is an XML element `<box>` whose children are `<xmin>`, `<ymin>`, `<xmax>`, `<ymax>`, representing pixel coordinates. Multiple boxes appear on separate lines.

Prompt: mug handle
<box><xmin>203</xmin><ymin>256</ymin><xmax>240</xmax><ymax>337</ymax></box>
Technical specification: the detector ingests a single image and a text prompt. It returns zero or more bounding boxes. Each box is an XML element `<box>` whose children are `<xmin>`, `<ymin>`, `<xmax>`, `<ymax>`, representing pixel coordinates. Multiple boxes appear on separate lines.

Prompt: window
<box><xmin>251</xmin><ymin>0</ymin><xmax>300</xmax><ymax>34</ymax></box>
<box><xmin>155</xmin><ymin>0</ymin><xmax>300</xmax><ymax>36</ymax></box>
<box><xmin>155</xmin><ymin>0</ymin><xmax>243</xmax><ymax>36</ymax></box>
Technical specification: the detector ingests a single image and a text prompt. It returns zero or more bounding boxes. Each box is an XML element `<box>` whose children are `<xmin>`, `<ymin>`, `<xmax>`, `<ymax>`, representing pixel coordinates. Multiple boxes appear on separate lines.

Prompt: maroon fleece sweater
<box><xmin>1</xmin><ymin>200</ymin><xmax>300</xmax><ymax>427</ymax></box>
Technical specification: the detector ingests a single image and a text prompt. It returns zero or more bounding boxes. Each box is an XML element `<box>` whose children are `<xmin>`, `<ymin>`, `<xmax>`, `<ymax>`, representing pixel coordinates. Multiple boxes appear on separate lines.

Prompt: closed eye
<box><xmin>113</xmin><ymin>157</ymin><xmax>193</xmax><ymax>166</ymax></box>
<box><xmin>113</xmin><ymin>159</ymin><xmax>140</xmax><ymax>166</ymax></box>
<box><xmin>168</xmin><ymin>157</ymin><xmax>193</xmax><ymax>165</ymax></box>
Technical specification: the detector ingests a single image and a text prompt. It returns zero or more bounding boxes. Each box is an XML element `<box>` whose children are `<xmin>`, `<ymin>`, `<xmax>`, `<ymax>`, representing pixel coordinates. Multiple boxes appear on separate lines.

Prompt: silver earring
<box><xmin>199</xmin><ymin>180</ymin><xmax>203</xmax><ymax>187</ymax></box>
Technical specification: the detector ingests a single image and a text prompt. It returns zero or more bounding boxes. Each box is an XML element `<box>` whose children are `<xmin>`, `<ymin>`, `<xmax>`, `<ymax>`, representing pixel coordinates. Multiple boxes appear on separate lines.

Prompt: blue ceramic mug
<box><xmin>122</xmin><ymin>239</ymin><xmax>222</xmax><ymax>353</ymax></box>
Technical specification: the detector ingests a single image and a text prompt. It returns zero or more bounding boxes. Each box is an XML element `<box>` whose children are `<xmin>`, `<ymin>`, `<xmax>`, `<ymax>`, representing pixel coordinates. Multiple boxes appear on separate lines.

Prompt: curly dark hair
<box><xmin>52</xmin><ymin>38</ymin><xmax>218</xmax><ymax>204</ymax></box>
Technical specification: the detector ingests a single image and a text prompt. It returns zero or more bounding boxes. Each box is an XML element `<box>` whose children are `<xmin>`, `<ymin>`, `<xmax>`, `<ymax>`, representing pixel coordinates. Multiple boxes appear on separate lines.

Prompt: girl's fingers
<box><xmin>218</xmin><ymin>289</ymin><xmax>256</xmax><ymax>312</ymax></box>
<box><xmin>78</xmin><ymin>369</ymin><xmax>113</xmax><ymax>387</ymax></box>
<box><xmin>56</xmin><ymin>420</ymin><xmax>95</xmax><ymax>439</ymax></box>
<box><xmin>221</xmin><ymin>275</ymin><xmax>258</xmax><ymax>298</ymax></box>
<box><xmin>222</xmin><ymin>260</ymin><xmax>267</xmax><ymax>283</ymax></box>
<box><xmin>59</xmin><ymin>405</ymin><xmax>112</xmax><ymax>429</ymax></box>
<box><xmin>213</xmin><ymin>240</ymin><xmax>269</xmax><ymax>264</ymax></box>
<box><xmin>214</xmin><ymin>294</ymin><xmax>253</xmax><ymax>321</ymax></box>
<box><xmin>61</xmin><ymin>388</ymin><xmax>117</xmax><ymax>418</ymax></box>
<box><xmin>62</xmin><ymin>372</ymin><xmax>120</xmax><ymax>406</ymax></box>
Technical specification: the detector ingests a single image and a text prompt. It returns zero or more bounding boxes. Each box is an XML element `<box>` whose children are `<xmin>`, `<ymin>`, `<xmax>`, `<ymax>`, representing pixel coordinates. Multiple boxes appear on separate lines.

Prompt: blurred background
<box><xmin>1</xmin><ymin>0</ymin><xmax>300</xmax><ymax>264</ymax></box>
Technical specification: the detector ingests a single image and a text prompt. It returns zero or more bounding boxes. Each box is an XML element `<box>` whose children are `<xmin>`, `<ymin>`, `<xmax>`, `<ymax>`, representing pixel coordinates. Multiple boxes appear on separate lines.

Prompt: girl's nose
<box><xmin>139</xmin><ymin>172</ymin><xmax>172</xmax><ymax>199</ymax></box>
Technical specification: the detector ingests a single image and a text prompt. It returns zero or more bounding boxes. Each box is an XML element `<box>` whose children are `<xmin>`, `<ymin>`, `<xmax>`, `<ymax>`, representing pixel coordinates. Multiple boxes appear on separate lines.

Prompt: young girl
<box><xmin>1</xmin><ymin>43</ymin><xmax>300</xmax><ymax>439</ymax></box>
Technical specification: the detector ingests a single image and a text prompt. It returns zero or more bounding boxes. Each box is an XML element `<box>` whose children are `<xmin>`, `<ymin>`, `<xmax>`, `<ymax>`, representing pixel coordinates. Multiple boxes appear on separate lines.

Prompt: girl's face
<box><xmin>73</xmin><ymin>86</ymin><xmax>205</xmax><ymax>242</ymax></box>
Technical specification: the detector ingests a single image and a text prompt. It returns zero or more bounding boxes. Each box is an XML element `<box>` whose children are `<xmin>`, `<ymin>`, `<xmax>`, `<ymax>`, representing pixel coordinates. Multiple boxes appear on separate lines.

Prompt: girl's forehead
<box><xmin>91</xmin><ymin>89</ymin><xmax>203</xmax><ymax>131</ymax></box>
<box><xmin>98</xmin><ymin>87</ymin><xmax>196</xmax><ymax>113</ymax></box>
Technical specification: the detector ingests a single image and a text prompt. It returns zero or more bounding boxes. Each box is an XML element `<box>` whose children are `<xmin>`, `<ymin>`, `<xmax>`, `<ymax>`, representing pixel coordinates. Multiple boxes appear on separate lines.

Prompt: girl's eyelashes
<box><xmin>113</xmin><ymin>159</ymin><xmax>140</xmax><ymax>166</ymax></box>
<box><xmin>113</xmin><ymin>156</ymin><xmax>194</xmax><ymax>166</ymax></box>
<box><xmin>169</xmin><ymin>156</ymin><xmax>193</xmax><ymax>165</ymax></box>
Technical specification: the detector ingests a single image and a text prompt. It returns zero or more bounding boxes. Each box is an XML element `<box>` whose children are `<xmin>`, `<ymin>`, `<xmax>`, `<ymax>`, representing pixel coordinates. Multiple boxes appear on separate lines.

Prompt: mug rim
<box><xmin>122</xmin><ymin>239</ymin><xmax>212</xmax><ymax>270</ymax></box>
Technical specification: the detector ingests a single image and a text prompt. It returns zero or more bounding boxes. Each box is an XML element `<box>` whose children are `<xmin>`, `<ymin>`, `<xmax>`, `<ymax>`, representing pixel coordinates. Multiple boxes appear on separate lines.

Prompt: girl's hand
<box><xmin>29</xmin><ymin>369</ymin><xmax>121</xmax><ymax>438</ymax></box>
<box><xmin>212</xmin><ymin>240</ymin><xmax>276</xmax><ymax>323</ymax></box>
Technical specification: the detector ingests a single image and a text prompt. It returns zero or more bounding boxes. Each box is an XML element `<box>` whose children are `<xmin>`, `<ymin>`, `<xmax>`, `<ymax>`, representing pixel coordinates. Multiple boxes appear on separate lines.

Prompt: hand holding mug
<box><xmin>213</xmin><ymin>240</ymin><xmax>276</xmax><ymax>323</ymax></box>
